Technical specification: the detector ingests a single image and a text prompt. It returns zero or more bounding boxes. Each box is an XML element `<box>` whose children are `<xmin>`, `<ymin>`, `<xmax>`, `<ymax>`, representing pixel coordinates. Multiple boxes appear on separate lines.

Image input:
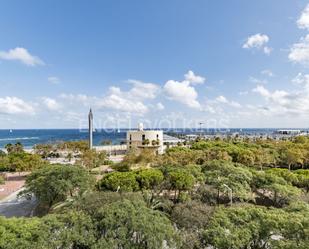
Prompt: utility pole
<box><xmin>88</xmin><ymin>108</ymin><xmax>93</xmax><ymax>150</ymax></box>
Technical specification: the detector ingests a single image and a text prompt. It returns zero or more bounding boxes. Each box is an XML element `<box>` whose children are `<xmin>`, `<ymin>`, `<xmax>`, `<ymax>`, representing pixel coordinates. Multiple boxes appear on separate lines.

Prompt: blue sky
<box><xmin>1</xmin><ymin>0</ymin><xmax>309</xmax><ymax>129</ymax></box>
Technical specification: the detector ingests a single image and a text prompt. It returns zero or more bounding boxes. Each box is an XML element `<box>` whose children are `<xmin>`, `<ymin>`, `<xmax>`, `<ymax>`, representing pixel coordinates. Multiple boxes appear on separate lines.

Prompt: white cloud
<box><xmin>97</xmin><ymin>80</ymin><xmax>160</xmax><ymax>114</ymax></box>
<box><xmin>0</xmin><ymin>47</ymin><xmax>44</xmax><ymax>66</ymax></box>
<box><xmin>48</xmin><ymin>76</ymin><xmax>61</xmax><ymax>84</ymax></box>
<box><xmin>288</xmin><ymin>35</ymin><xmax>309</xmax><ymax>65</ymax></box>
<box><xmin>164</xmin><ymin>80</ymin><xmax>201</xmax><ymax>109</ymax></box>
<box><xmin>263</xmin><ymin>46</ymin><xmax>272</xmax><ymax>55</ymax></box>
<box><xmin>243</xmin><ymin>33</ymin><xmax>269</xmax><ymax>49</ymax></box>
<box><xmin>59</xmin><ymin>93</ymin><xmax>90</xmax><ymax>103</ymax></box>
<box><xmin>261</xmin><ymin>69</ymin><xmax>274</xmax><ymax>77</ymax></box>
<box><xmin>127</xmin><ymin>79</ymin><xmax>160</xmax><ymax>99</ymax></box>
<box><xmin>216</xmin><ymin>95</ymin><xmax>228</xmax><ymax>104</ymax></box>
<box><xmin>98</xmin><ymin>92</ymin><xmax>148</xmax><ymax>114</ymax></box>
<box><xmin>243</xmin><ymin>34</ymin><xmax>271</xmax><ymax>54</ymax></box>
<box><xmin>252</xmin><ymin>76</ymin><xmax>309</xmax><ymax>115</ymax></box>
<box><xmin>216</xmin><ymin>95</ymin><xmax>241</xmax><ymax>108</ymax></box>
<box><xmin>0</xmin><ymin>97</ymin><xmax>35</xmax><ymax>115</ymax></box>
<box><xmin>249</xmin><ymin>76</ymin><xmax>268</xmax><ymax>85</ymax></box>
<box><xmin>156</xmin><ymin>102</ymin><xmax>165</xmax><ymax>110</ymax></box>
<box><xmin>252</xmin><ymin>85</ymin><xmax>271</xmax><ymax>98</ymax></box>
<box><xmin>239</xmin><ymin>91</ymin><xmax>249</xmax><ymax>96</ymax></box>
<box><xmin>184</xmin><ymin>70</ymin><xmax>205</xmax><ymax>85</ymax></box>
<box><xmin>297</xmin><ymin>4</ymin><xmax>309</xmax><ymax>30</ymax></box>
<box><xmin>163</xmin><ymin>71</ymin><xmax>205</xmax><ymax>109</ymax></box>
<box><xmin>42</xmin><ymin>97</ymin><xmax>61</xmax><ymax>111</ymax></box>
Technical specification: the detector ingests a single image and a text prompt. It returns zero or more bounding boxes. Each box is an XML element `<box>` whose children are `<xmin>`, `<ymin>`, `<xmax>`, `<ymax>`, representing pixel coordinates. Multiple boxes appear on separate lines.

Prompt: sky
<box><xmin>1</xmin><ymin>0</ymin><xmax>309</xmax><ymax>129</ymax></box>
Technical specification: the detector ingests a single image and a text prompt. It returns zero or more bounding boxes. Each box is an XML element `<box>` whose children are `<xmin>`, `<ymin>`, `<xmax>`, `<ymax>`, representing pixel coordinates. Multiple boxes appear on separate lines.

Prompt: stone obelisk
<box><xmin>88</xmin><ymin>108</ymin><xmax>93</xmax><ymax>150</ymax></box>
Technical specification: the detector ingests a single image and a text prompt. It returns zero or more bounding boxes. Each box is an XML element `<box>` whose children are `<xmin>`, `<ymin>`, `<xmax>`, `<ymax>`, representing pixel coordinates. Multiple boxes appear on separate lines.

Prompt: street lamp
<box><xmin>223</xmin><ymin>184</ymin><xmax>233</xmax><ymax>205</ymax></box>
<box><xmin>199</xmin><ymin>122</ymin><xmax>204</xmax><ymax>138</ymax></box>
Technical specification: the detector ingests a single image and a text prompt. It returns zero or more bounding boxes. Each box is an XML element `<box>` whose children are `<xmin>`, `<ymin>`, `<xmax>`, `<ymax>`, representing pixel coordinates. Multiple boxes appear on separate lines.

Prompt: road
<box><xmin>0</xmin><ymin>188</ymin><xmax>37</xmax><ymax>218</ymax></box>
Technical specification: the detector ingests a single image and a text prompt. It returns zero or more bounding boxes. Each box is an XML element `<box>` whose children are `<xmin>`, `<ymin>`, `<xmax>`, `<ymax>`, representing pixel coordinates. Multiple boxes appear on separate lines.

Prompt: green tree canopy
<box><xmin>20</xmin><ymin>165</ymin><xmax>95</xmax><ymax>210</ymax></box>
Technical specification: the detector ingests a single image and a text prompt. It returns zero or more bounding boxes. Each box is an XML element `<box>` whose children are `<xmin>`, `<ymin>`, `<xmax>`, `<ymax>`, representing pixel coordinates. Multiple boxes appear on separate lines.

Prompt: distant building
<box><xmin>126</xmin><ymin>123</ymin><xmax>163</xmax><ymax>154</ymax></box>
<box><xmin>185</xmin><ymin>134</ymin><xmax>198</xmax><ymax>141</ymax></box>
<box><xmin>275</xmin><ymin>129</ymin><xmax>301</xmax><ymax>135</ymax></box>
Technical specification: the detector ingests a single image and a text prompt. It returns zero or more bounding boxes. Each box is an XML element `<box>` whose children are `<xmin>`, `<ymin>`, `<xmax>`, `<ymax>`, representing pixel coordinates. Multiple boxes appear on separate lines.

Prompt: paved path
<box><xmin>0</xmin><ymin>188</ymin><xmax>37</xmax><ymax>218</ymax></box>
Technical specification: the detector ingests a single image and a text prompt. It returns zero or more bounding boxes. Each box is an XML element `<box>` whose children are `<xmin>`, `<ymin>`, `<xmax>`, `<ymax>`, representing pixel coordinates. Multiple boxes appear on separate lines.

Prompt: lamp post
<box><xmin>223</xmin><ymin>184</ymin><xmax>233</xmax><ymax>205</ymax></box>
<box><xmin>199</xmin><ymin>122</ymin><xmax>204</xmax><ymax>138</ymax></box>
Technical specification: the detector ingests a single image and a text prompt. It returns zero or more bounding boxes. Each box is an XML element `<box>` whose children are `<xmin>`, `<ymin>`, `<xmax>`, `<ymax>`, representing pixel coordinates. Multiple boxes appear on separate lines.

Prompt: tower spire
<box><xmin>88</xmin><ymin>108</ymin><xmax>93</xmax><ymax>150</ymax></box>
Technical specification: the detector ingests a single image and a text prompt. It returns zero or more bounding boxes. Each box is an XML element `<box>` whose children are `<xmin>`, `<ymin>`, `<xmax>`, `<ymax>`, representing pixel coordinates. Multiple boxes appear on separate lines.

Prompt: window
<box><xmin>156</xmin><ymin>134</ymin><xmax>159</xmax><ymax>139</ymax></box>
<box><xmin>142</xmin><ymin>134</ymin><xmax>145</xmax><ymax>141</ymax></box>
<box><xmin>130</xmin><ymin>134</ymin><xmax>132</xmax><ymax>140</ymax></box>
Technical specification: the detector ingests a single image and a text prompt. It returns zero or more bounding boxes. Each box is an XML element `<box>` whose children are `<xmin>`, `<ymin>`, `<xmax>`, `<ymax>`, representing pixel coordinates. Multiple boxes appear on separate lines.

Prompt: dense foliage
<box><xmin>0</xmin><ymin>143</ymin><xmax>47</xmax><ymax>172</ymax></box>
<box><xmin>19</xmin><ymin>165</ymin><xmax>95</xmax><ymax>211</ymax></box>
<box><xmin>0</xmin><ymin>137</ymin><xmax>309</xmax><ymax>248</ymax></box>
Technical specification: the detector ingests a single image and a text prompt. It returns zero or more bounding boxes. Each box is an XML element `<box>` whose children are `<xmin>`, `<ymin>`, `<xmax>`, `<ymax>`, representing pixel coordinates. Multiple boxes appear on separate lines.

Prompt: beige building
<box><xmin>127</xmin><ymin>123</ymin><xmax>164</xmax><ymax>154</ymax></box>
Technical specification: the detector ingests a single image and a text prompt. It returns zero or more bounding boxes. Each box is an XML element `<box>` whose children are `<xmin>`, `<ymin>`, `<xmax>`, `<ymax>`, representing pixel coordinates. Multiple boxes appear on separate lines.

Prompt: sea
<box><xmin>0</xmin><ymin>128</ymin><xmax>308</xmax><ymax>149</ymax></box>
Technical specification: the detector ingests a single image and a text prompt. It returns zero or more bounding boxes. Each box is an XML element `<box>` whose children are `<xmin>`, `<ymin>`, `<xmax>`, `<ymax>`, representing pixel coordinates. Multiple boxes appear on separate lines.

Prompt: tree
<box><xmin>39</xmin><ymin>211</ymin><xmax>96</xmax><ymax>248</ymax></box>
<box><xmin>77</xmin><ymin>149</ymin><xmax>107</xmax><ymax>169</ymax></box>
<box><xmin>202</xmin><ymin>160</ymin><xmax>253</xmax><ymax>204</ymax></box>
<box><xmin>252</xmin><ymin>170</ymin><xmax>301</xmax><ymax>207</ymax></box>
<box><xmin>0</xmin><ymin>175</ymin><xmax>4</xmax><ymax>184</ymax></box>
<box><xmin>0</xmin><ymin>216</ymin><xmax>43</xmax><ymax>249</ymax></box>
<box><xmin>167</xmin><ymin>168</ymin><xmax>195</xmax><ymax>202</ymax></box>
<box><xmin>294</xmin><ymin>169</ymin><xmax>309</xmax><ymax>192</ymax></box>
<box><xmin>0</xmin><ymin>150</ymin><xmax>6</xmax><ymax>157</ymax></box>
<box><xmin>98</xmin><ymin>171</ymin><xmax>139</xmax><ymax>192</ymax></box>
<box><xmin>171</xmin><ymin>201</ymin><xmax>215</xmax><ymax>249</ymax></box>
<box><xmin>1</xmin><ymin>152</ymin><xmax>47</xmax><ymax>172</ymax></box>
<box><xmin>280</xmin><ymin>146</ymin><xmax>304</xmax><ymax>170</ymax></box>
<box><xmin>33</xmin><ymin>144</ymin><xmax>55</xmax><ymax>159</ymax></box>
<box><xmin>202</xmin><ymin>205</ymin><xmax>308</xmax><ymax>249</ymax></box>
<box><xmin>5</xmin><ymin>142</ymin><xmax>24</xmax><ymax>154</ymax></box>
<box><xmin>19</xmin><ymin>165</ymin><xmax>95</xmax><ymax>210</ymax></box>
<box><xmin>136</xmin><ymin>169</ymin><xmax>164</xmax><ymax>190</ymax></box>
<box><xmin>95</xmin><ymin>199</ymin><xmax>179</xmax><ymax>249</ymax></box>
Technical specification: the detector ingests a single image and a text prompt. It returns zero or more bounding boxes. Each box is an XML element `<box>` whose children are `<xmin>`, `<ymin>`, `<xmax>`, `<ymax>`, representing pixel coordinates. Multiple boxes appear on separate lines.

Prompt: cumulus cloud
<box><xmin>243</xmin><ymin>34</ymin><xmax>271</xmax><ymax>54</ymax></box>
<box><xmin>297</xmin><ymin>4</ymin><xmax>309</xmax><ymax>30</ymax></box>
<box><xmin>263</xmin><ymin>46</ymin><xmax>272</xmax><ymax>55</ymax></box>
<box><xmin>164</xmin><ymin>80</ymin><xmax>201</xmax><ymax>109</ymax></box>
<box><xmin>156</xmin><ymin>102</ymin><xmax>165</xmax><ymax>110</ymax></box>
<box><xmin>0</xmin><ymin>97</ymin><xmax>35</xmax><ymax>115</ymax></box>
<box><xmin>163</xmin><ymin>71</ymin><xmax>204</xmax><ymax>109</ymax></box>
<box><xmin>288</xmin><ymin>35</ymin><xmax>309</xmax><ymax>65</ymax></box>
<box><xmin>249</xmin><ymin>76</ymin><xmax>268</xmax><ymax>85</ymax></box>
<box><xmin>127</xmin><ymin>79</ymin><xmax>160</xmax><ymax>99</ymax></box>
<box><xmin>252</xmin><ymin>76</ymin><xmax>309</xmax><ymax>115</ymax></box>
<box><xmin>184</xmin><ymin>70</ymin><xmax>206</xmax><ymax>85</ymax></box>
<box><xmin>215</xmin><ymin>95</ymin><xmax>241</xmax><ymax>108</ymax></box>
<box><xmin>98</xmin><ymin>91</ymin><xmax>148</xmax><ymax>114</ymax></box>
<box><xmin>42</xmin><ymin>97</ymin><xmax>61</xmax><ymax>111</ymax></box>
<box><xmin>59</xmin><ymin>93</ymin><xmax>90</xmax><ymax>104</ymax></box>
<box><xmin>97</xmin><ymin>80</ymin><xmax>160</xmax><ymax>114</ymax></box>
<box><xmin>0</xmin><ymin>47</ymin><xmax>44</xmax><ymax>66</ymax></box>
<box><xmin>48</xmin><ymin>76</ymin><xmax>61</xmax><ymax>84</ymax></box>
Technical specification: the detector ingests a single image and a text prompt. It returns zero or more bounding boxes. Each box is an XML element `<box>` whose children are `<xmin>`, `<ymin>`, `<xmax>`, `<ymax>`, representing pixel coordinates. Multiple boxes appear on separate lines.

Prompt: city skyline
<box><xmin>1</xmin><ymin>0</ymin><xmax>309</xmax><ymax>128</ymax></box>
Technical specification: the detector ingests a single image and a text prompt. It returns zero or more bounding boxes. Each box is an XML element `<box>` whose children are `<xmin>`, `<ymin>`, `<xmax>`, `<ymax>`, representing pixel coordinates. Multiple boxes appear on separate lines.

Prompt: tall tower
<box><xmin>88</xmin><ymin>108</ymin><xmax>93</xmax><ymax>150</ymax></box>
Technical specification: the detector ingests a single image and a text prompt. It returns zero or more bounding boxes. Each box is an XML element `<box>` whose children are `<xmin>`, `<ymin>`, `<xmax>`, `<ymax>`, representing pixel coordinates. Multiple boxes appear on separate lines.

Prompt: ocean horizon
<box><xmin>1</xmin><ymin>128</ymin><xmax>308</xmax><ymax>149</ymax></box>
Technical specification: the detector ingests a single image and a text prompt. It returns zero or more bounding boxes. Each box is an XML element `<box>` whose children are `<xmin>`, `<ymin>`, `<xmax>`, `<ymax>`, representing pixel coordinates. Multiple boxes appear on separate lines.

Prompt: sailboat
<box><xmin>9</xmin><ymin>129</ymin><xmax>13</xmax><ymax>133</ymax></box>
